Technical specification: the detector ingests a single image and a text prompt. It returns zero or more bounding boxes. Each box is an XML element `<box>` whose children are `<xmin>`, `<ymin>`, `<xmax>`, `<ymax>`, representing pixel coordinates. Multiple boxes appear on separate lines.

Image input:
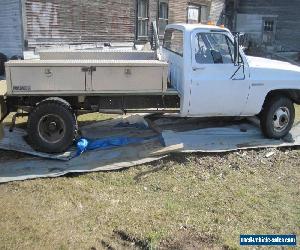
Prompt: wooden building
<box><xmin>0</xmin><ymin>0</ymin><xmax>225</xmax><ymax>58</ymax></box>
<box><xmin>226</xmin><ymin>0</ymin><xmax>300</xmax><ymax>52</ymax></box>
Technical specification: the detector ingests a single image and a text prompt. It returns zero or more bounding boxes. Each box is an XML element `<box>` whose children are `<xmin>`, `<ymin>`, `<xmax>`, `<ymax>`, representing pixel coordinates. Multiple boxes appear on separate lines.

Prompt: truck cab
<box><xmin>162</xmin><ymin>24</ymin><xmax>250</xmax><ymax>117</ymax></box>
<box><xmin>162</xmin><ymin>23</ymin><xmax>300</xmax><ymax>139</ymax></box>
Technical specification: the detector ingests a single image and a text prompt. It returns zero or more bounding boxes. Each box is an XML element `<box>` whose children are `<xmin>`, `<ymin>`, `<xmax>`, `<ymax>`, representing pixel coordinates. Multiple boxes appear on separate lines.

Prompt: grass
<box><xmin>0</xmin><ymin>150</ymin><xmax>299</xmax><ymax>249</ymax></box>
<box><xmin>0</xmin><ymin>107</ymin><xmax>299</xmax><ymax>249</ymax></box>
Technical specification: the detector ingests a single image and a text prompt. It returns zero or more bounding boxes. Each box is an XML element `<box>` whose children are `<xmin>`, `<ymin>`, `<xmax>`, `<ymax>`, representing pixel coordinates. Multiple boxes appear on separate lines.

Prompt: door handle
<box><xmin>82</xmin><ymin>66</ymin><xmax>96</xmax><ymax>74</ymax></box>
<box><xmin>192</xmin><ymin>67</ymin><xmax>205</xmax><ymax>71</ymax></box>
<box><xmin>124</xmin><ymin>68</ymin><xmax>132</xmax><ymax>75</ymax></box>
<box><xmin>44</xmin><ymin>68</ymin><xmax>52</xmax><ymax>77</ymax></box>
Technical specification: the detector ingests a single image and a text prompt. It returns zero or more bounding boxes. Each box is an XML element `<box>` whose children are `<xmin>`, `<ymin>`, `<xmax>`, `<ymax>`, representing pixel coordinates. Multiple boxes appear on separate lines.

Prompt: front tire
<box><xmin>27</xmin><ymin>98</ymin><xmax>78</xmax><ymax>153</ymax></box>
<box><xmin>260</xmin><ymin>96</ymin><xmax>295</xmax><ymax>139</ymax></box>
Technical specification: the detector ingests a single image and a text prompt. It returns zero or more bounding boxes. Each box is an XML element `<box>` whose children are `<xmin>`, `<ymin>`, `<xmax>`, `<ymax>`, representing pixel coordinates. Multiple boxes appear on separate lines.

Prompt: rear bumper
<box><xmin>0</xmin><ymin>96</ymin><xmax>7</xmax><ymax>122</ymax></box>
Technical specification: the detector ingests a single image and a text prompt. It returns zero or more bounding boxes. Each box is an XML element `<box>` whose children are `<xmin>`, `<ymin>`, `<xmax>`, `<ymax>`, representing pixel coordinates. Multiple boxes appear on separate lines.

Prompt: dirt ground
<box><xmin>0</xmin><ymin>110</ymin><xmax>299</xmax><ymax>249</ymax></box>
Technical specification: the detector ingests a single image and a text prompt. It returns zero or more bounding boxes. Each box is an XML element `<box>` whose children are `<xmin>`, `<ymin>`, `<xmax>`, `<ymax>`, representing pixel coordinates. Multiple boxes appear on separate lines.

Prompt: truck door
<box><xmin>188</xmin><ymin>31</ymin><xmax>250</xmax><ymax>116</ymax></box>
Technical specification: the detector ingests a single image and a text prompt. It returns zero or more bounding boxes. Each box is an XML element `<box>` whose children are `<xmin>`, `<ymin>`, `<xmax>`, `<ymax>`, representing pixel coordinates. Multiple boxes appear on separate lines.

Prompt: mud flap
<box><xmin>0</xmin><ymin>97</ymin><xmax>7</xmax><ymax>140</ymax></box>
<box><xmin>0</xmin><ymin>95</ymin><xmax>7</xmax><ymax>118</ymax></box>
<box><xmin>0</xmin><ymin>122</ymin><xmax>3</xmax><ymax>140</ymax></box>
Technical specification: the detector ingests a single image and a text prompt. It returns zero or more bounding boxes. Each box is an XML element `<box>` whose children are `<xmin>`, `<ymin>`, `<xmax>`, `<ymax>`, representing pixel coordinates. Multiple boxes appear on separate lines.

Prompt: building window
<box><xmin>187</xmin><ymin>5</ymin><xmax>209</xmax><ymax>24</ymax></box>
<box><xmin>200</xmin><ymin>5</ymin><xmax>209</xmax><ymax>23</ymax></box>
<box><xmin>137</xmin><ymin>0</ymin><xmax>149</xmax><ymax>39</ymax></box>
<box><xmin>262</xmin><ymin>18</ymin><xmax>276</xmax><ymax>45</ymax></box>
<box><xmin>158</xmin><ymin>0</ymin><xmax>169</xmax><ymax>36</ymax></box>
<box><xmin>264</xmin><ymin>20</ymin><xmax>274</xmax><ymax>32</ymax></box>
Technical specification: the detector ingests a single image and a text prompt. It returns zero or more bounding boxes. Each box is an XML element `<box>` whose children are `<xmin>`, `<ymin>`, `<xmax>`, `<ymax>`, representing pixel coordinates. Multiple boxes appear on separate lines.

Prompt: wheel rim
<box><xmin>272</xmin><ymin>107</ymin><xmax>290</xmax><ymax>133</ymax></box>
<box><xmin>37</xmin><ymin>114</ymin><xmax>66</xmax><ymax>144</ymax></box>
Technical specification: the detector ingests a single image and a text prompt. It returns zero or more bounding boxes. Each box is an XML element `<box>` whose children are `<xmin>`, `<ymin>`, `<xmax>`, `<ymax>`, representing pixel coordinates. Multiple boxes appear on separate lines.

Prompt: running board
<box><xmin>98</xmin><ymin>109</ymin><xmax>180</xmax><ymax>115</ymax></box>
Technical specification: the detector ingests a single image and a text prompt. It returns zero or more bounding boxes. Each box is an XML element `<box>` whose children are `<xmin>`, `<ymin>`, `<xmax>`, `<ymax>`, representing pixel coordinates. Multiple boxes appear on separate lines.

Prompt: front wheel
<box><xmin>260</xmin><ymin>96</ymin><xmax>295</xmax><ymax>139</ymax></box>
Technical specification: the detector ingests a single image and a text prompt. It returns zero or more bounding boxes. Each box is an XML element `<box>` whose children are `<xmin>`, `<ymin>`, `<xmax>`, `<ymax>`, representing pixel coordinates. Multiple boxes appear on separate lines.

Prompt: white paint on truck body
<box><xmin>162</xmin><ymin>24</ymin><xmax>187</xmax><ymax>114</ymax></box>
<box><xmin>243</xmin><ymin>56</ymin><xmax>300</xmax><ymax>115</ymax></box>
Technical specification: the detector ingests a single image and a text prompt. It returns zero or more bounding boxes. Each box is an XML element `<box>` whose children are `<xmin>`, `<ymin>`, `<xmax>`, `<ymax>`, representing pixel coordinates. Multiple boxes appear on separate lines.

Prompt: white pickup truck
<box><xmin>1</xmin><ymin>23</ymin><xmax>300</xmax><ymax>153</ymax></box>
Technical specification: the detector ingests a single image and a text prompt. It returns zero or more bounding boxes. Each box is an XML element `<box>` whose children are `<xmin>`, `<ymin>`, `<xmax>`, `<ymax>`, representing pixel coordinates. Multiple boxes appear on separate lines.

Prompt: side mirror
<box><xmin>211</xmin><ymin>50</ymin><xmax>223</xmax><ymax>64</ymax></box>
<box><xmin>234</xmin><ymin>33</ymin><xmax>240</xmax><ymax>66</ymax></box>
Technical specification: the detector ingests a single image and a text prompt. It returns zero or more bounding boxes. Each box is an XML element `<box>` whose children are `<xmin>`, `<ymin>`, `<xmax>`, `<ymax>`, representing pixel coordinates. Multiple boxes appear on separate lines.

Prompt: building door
<box><xmin>262</xmin><ymin>18</ymin><xmax>276</xmax><ymax>45</ymax></box>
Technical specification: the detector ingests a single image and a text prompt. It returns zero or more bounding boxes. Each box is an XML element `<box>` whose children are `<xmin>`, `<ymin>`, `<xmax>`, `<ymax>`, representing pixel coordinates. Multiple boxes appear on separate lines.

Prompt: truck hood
<box><xmin>246</xmin><ymin>56</ymin><xmax>300</xmax><ymax>81</ymax></box>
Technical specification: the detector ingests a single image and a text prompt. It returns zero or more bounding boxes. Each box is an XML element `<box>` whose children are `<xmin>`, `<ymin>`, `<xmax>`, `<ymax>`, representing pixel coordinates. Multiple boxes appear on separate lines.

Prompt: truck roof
<box><xmin>165</xmin><ymin>23</ymin><xmax>230</xmax><ymax>33</ymax></box>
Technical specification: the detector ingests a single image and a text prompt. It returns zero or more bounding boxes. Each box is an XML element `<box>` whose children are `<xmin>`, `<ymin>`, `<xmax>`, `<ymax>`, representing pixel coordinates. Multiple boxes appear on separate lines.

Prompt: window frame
<box><xmin>192</xmin><ymin>31</ymin><xmax>243</xmax><ymax>65</ymax></box>
<box><xmin>136</xmin><ymin>0</ymin><xmax>149</xmax><ymax>40</ymax></box>
<box><xmin>163</xmin><ymin>28</ymin><xmax>184</xmax><ymax>57</ymax></box>
<box><xmin>187</xmin><ymin>4</ymin><xmax>209</xmax><ymax>24</ymax></box>
<box><xmin>200</xmin><ymin>5</ymin><xmax>209</xmax><ymax>23</ymax></box>
<box><xmin>261</xmin><ymin>17</ymin><xmax>277</xmax><ymax>45</ymax></box>
<box><xmin>158</xmin><ymin>0</ymin><xmax>169</xmax><ymax>37</ymax></box>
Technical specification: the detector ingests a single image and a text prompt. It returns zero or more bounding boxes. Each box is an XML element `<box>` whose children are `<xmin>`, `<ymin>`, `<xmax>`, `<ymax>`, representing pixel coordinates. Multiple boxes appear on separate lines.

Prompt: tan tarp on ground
<box><xmin>0</xmin><ymin>115</ymin><xmax>300</xmax><ymax>183</ymax></box>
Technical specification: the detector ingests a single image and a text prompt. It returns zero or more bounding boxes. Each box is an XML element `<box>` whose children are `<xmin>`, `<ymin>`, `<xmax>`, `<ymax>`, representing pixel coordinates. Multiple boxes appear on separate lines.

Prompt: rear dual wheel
<box><xmin>27</xmin><ymin>98</ymin><xmax>78</xmax><ymax>153</ymax></box>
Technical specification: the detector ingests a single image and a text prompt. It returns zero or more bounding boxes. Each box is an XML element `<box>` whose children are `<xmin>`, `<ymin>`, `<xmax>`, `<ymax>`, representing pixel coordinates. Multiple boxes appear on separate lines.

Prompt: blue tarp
<box><xmin>76</xmin><ymin>136</ymin><xmax>156</xmax><ymax>156</ymax></box>
<box><xmin>75</xmin><ymin>119</ymin><xmax>153</xmax><ymax>157</ymax></box>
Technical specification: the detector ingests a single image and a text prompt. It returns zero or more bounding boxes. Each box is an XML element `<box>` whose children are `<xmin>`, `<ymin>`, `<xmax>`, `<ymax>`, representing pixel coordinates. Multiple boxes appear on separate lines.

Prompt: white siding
<box><xmin>0</xmin><ymin>0</ymin><xmax>23</xmax><ymax>58</ymax></box>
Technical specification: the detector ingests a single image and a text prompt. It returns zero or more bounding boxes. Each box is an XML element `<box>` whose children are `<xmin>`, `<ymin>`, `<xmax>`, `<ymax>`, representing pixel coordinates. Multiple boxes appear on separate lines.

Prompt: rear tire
<box><xmin>27</xmin><ymin>98</ymin><xmax>78</xmax><ymax>153</ymax></box>
<box><xmin>260</xmin><ymin>96</ymin><xmax>295</xmax><ymax>139</ymax></box>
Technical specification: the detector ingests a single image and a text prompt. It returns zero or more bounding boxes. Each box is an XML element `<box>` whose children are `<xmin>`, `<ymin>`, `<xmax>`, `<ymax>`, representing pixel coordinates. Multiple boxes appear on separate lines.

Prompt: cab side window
<box><xmin>194</xmin><ymin>33</ymin><xmax>234</xmax><ymax>64</ymax></box>
<box><xmin>163</xmin><ymin>28</ymin><xmax>184</xmax><ymax>56</ymax></box>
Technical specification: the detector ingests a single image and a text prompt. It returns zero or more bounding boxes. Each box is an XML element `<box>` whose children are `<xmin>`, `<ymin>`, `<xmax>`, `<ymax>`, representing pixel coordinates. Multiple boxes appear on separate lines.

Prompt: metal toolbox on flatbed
<box><xmin>39</xmin><ymin>50</ymin><xmax>157</xmax><ymax>61</ymax></box>
<box><xmin>5</xmin><ymin>59</ymin><xmax>168</xmax><ymax>95</ymax></box>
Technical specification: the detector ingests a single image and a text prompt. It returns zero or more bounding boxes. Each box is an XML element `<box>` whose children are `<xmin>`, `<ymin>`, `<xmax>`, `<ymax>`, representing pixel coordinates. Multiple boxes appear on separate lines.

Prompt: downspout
<box><xmin>20</xmin><ymin>0</ymin><xmax>27</xmax><ymax>57</ymax></box>
<box><xmin>233</xmin><ymin>0</ymin><xmax>239</xmax><ymax>32</ymax></box>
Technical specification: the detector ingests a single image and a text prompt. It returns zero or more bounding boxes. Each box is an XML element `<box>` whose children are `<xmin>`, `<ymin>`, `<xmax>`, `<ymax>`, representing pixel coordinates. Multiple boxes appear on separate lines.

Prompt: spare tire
<box><xmin>0</xmin><ymin>52</ymin><xmax>8</xmax><ymax>76</ymax></box>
